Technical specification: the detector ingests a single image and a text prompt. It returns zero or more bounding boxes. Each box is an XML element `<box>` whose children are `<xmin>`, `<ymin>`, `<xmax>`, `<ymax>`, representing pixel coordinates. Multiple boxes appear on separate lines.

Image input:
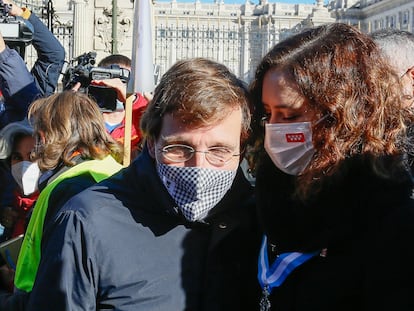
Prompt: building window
<box><xmin>205</xmin><ymin>30</ymin><xmax>215</xmax><ymax>39</ymax></box>
<box><xmin>159</xmin><ymin>29</ymin><xmax>166</xmax><ymax>38</ymax></box>
<box><xmin>228</xmin><ymin>31</ymin><xmax>237</xmax><ymax>39</ymax></box>
<box><xmin>403</xmin><ymin>10</ymin><xmax>409</xmax><ymax>25</ymax></box>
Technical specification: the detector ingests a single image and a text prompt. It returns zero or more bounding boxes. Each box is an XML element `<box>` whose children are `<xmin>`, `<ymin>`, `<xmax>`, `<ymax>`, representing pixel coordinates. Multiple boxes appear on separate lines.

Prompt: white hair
<box><xmin>371</xmin><ymin>29</ymin><xmax>414</xmax><ymax>77</ymax></box>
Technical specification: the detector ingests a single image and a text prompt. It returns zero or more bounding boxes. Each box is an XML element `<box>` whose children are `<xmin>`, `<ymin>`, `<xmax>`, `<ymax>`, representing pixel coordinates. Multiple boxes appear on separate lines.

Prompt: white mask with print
<box><xmin>11</xmin><ymin>161</ymin><xmax>41</xmax><ymax>195</ymax></box>
<box><xmin>264</xmin><ymin>122</ymin><xmax>315</xmax><ymax>175</ymax></box>
<box><xmin>157</xmin><ymin>163</ymin><xmax>237</xmax><ymax>222</ymax></box>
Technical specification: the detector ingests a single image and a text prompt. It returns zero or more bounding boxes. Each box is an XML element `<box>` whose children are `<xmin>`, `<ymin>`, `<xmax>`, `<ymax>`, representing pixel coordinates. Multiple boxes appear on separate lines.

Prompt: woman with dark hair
<box><xmin>0</xmin><ymin>120</ymin><xmax>39</xmax><ymax>241</ymax></box>
<box><xmin>250</xmin><ymin>23</ymin><xmax>414</xmax><ymax>310</ymax></box>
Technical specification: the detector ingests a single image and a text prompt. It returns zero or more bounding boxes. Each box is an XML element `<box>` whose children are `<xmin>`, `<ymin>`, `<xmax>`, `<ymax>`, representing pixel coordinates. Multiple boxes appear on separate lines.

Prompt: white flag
<box><xmin>128</xmin><ymin>0</ymin><xmax>155</xmax><ymax>95</ymax></box>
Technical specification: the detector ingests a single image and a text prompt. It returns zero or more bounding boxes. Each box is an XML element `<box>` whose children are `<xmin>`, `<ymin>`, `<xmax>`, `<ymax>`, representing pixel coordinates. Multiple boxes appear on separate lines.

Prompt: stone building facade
<box><xmin>19</xmin><ymin>0</ymin><xmax>414</xmax><ymax>83</ymax></box>
<box><xmin>331</xmin><ymin>0</ymin><xmax>414</xmax><ymax>34</ymax></box>
<box><xmin>22</xmin><ymin>0</ymin><xmax>333</xmax><ymax>83</ymax></box>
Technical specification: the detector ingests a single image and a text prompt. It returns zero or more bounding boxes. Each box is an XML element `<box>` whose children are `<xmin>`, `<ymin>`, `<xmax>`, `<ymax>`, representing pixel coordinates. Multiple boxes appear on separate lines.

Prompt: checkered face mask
<box><xmin>157</xmin><ymin>163</ymin><xmax>237</xmax><ymax>222</ymax></box>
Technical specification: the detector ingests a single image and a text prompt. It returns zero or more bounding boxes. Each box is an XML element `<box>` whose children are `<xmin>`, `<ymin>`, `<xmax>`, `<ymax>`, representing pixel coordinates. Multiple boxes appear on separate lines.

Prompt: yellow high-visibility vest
<box><xmin>14</xmin><ymin>155</ymin><xmax>122</xmax><ymax>292</ymax></box>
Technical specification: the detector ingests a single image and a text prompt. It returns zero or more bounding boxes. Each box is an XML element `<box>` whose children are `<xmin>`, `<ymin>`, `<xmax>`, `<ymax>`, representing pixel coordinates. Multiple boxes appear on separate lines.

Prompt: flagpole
<box><xmin>123</xmin><ymin>96</ymin><xmax>134</xmax><ymax>166</ymax></box>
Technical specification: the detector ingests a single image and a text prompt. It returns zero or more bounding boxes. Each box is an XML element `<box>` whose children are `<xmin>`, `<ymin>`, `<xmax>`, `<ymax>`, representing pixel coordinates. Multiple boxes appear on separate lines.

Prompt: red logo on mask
<box><xmin>285</xmin><ymin>133</ymin><xmax>305</xmax><ymax>142</ymax></box>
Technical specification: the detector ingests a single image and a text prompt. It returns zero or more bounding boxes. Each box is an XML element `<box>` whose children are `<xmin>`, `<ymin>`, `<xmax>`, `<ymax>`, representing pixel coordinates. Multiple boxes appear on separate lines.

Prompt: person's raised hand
<box><xmin>91</xmin><ymin>78</ymin><xmax>127</xmax><ymax>103</ymax></box>
<box><xmin>1</xmin><ymin>0</ymin><xmax>24</xmax><ymax>17</ymax></box>
<box><xmin>70</xmin><ymin>82</ymin><xmax>82</xmax><ymax>92</ymax></box>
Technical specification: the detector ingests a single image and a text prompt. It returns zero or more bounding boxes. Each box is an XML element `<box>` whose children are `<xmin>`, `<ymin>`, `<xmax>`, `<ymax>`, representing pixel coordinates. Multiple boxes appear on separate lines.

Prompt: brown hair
<box><xmin>250</xmin><ymin>23</ymin><xmax>413</xmax><ymax>198</ymax></box>
<box><xmin>98</xmin><ymin>54</ymin><xmax>131</xmax><ymax>68</ymax></box>
<box><xmin>28</xmin><ymin>91</ymin><xmax>123</xmax><ymax>171</ymax></box>
<box><xmin>141</xmin><ymin>58</ymin><xmax>251</xmax><ymax>144</ymax></box>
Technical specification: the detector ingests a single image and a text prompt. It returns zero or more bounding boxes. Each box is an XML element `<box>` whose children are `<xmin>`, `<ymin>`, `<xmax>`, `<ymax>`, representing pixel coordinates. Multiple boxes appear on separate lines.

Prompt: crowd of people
<box><xmin>0</xmin><ymin>1</ymin><xmax>413</xmax><ymax>310</ymax></box>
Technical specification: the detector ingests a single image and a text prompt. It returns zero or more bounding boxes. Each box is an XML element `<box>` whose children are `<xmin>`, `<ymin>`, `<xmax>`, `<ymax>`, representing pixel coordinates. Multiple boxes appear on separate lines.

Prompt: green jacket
<box><xmin>14</xmin><ymin>156</ymin><xmax>122</xmax><ymax>292</ymax></box>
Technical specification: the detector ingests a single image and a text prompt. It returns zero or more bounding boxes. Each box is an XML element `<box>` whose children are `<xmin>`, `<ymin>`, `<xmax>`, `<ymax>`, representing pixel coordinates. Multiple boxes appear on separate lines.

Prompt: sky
<box><xmin>172</xmin><ymin>0</ymin><xmax>329</xmax><ymax>5</ymax></box>
<box><xmin>252</xmin><ymin>0</ymin><xmax>321</xmax><ymax>3</ymax></box>
<box><xmin>167</xmin><ymin>0</ymin><xmax>328</xmax><ymax>4</ymax></box>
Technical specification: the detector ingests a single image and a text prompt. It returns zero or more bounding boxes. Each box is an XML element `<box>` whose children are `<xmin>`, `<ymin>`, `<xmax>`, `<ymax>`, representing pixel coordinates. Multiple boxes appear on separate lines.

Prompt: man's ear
<box><xmin>147</xmin><ymin>138</ymin><xmax>156</xmax><ymax>159</ymax></box>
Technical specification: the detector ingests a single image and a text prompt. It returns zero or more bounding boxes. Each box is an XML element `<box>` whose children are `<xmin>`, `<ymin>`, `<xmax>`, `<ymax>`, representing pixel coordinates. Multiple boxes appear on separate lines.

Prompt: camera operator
<box><xmin>71</xmin><ymin>54</ymin><xmax>149</xmax><ymax>160</ymax></box>
<box><xmin>0</xmin><ymin>0</ymin><xmax>65</xmax><ymax>129</ymax></box>
<box><xmin>98</xmin><ymin>54</ymin><xmax>149</xmax><ymax>160</ymax></box>
<box><xmin>3</xmin><ymin>0</ymin><xmax>64</xmax><ymax>96</ymax></box>
<box><xmin>0</xmin><ymin>31</ymin><xmax>38</xmax><ymax>129</ymax></box>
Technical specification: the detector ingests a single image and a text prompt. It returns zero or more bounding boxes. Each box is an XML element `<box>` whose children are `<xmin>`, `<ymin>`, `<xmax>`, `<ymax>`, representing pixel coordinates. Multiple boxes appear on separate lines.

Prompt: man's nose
<box><xmin>185</xmin><ymin>151</ymin><xmax>209</xmax><ymax>168</ymax></box>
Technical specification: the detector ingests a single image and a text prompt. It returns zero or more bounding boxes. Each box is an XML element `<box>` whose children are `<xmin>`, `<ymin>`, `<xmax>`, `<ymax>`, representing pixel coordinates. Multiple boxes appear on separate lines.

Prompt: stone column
<box><xmin>72</xmin><ymin>0</ymin><xmax>94</xmax><ymax>57</ymax></box>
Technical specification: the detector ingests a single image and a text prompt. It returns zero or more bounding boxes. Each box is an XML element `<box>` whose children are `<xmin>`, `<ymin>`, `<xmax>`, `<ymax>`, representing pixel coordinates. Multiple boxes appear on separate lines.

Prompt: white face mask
<box><xmin>11</xmin><ymin>161</ymin><xmax>41</xmax><ymax>195</ymax></box>
<box><xmin>157</xmin><ymin>163</ymin><xmax>237</xmax><ymax>222</ymax></box>
<box><xmin>264</xmin><ymin>122</ymin><xmax>315</xmax><ymax>175</ymax></box>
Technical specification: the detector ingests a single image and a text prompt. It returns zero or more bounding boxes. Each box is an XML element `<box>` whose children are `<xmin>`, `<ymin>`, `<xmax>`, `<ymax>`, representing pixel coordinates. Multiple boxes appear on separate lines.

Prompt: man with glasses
<box><xmin>26</xmin><ymin>58</ymin><xmax>260</xmax><ymax>310</ymax></box>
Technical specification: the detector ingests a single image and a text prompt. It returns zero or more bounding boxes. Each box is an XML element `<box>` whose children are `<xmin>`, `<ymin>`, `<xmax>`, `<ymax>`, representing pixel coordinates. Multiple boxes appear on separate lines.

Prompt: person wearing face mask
<box><xmin>249</xmin><ymin>23</ymin><xmax>414</xmax><ymax>311</ymax></box>
<box><xmin>0</xmin><ymin>120</ymin><xmax>39</xmax><ymax>299</ymax></box>
<box><xmin>25</xmin><ymin>58</ymin><xmax>261</xmax><ymax>310</ymax></box>
<box><xmin>0</xmin><ymin>120</ymin><xmax>39</xmax><ymax>241</ymax></box>
<box><xmin>0</xmin><ymin>91</ymin><xmax>123</xmax><ymax>311</ymax></box>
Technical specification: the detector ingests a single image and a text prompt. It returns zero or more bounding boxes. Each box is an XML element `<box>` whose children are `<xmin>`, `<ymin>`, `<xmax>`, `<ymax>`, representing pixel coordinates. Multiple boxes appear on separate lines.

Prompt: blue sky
<box><xmin>174</xmin><ymin>0</ymin><xmax>328</xmax><ymax>5</ymax></box>
<box><xmin>257</xmin><ymin>0</ymin><xmax>320</xmax><ymax>3</ymax></box>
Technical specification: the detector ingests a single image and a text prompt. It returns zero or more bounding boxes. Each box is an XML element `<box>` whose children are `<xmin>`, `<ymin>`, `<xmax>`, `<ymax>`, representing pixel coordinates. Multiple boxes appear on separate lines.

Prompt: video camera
<box><xmin>0</xmin><ymin>0</ymin><xmax>33</xmax><ymax>59</ymax></box>
<box><xmin>62</xmin><ymin>51</ymin><xmax>130</xmax><ymax>111</ymax></box>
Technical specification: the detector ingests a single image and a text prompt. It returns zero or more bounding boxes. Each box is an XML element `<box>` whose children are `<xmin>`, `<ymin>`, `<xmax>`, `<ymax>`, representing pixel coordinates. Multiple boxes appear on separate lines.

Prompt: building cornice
<box><xmin>360</xmin><ymin>0</ymin><xmax>413</xmax><ymax>18</ymax></box>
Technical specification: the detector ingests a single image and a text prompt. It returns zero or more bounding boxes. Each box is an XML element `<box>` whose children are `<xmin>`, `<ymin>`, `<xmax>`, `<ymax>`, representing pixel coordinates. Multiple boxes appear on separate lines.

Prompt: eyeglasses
<box><xmin>159</xmin><ymin>144</ymin><xmax>241</xmax><ymax>166</ymax></box>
